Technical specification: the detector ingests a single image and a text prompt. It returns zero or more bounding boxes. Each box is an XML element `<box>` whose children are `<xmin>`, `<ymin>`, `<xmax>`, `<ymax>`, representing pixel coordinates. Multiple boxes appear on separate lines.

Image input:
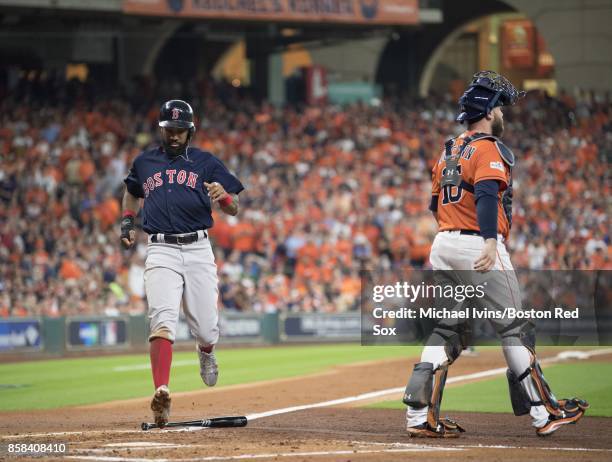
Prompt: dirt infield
<box><xmin>2</xmin><ymin>350</ymin><xmax>611</xmax><ymax>462</ymax></box>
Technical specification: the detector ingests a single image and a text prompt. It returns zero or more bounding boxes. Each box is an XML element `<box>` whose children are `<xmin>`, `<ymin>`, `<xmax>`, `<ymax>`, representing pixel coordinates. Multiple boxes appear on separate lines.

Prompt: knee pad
<box><xmin>428</xmin><ymin>326</ymin><xmax>466</xmax><ymax>365</ymax></box>
<box><xmin>500</xmin><ymin>319</ymin><xmax>536</xmax><ymax>351</ymax></box>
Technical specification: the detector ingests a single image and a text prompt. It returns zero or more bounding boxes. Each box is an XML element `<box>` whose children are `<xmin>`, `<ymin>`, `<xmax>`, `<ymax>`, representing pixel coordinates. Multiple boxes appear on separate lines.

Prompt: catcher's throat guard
<box><xmin>439</xmin><ymin>139</ymin><xmax>463</xmax><ymax>189</ymax></box>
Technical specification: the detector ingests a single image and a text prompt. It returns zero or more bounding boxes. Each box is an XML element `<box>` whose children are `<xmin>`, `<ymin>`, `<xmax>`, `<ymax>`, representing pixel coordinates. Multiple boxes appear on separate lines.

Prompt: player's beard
<box><xmin>161</xmin><ymin>130</ymin><xmax>189</xmax><ymax>157</ymax></box>
<box><xmin>163</xmin><ymin>141</ymin><xmax>187</xmax><ymax>157</ymax></box>
<box><xmin>492</xmin><ymin>114</ymin><xmax>504</xmax><ymax>137</ymax></box>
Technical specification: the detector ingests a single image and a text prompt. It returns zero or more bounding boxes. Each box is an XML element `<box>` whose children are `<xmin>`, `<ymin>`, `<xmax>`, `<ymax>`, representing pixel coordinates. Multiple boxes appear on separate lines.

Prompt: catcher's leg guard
<box><xmin>403</xmin><ymin>362</ymin><xmax>433</xmax><ymax>408</ymax></box>
<box><xmin>404</xmin><ymin>363</ymin><xmax>465</xmax><ymax>438</ymax></box>
<box><xmin>427</xmin><ymin>364</ymin><xmax>449</xmax><ymax>429</ymax></box>
<box><xmin>404</xmin><ymin>325</ymin><xmax>464</xmax><ymax>409</ymax></box>
<box><xmin>506</xmin><ymin>348</ymin><xmax>589</xmax><ymax>436</ymax></box>
<box><xmin>405</xmin><ymin>326</ymin><xmax>467</xmax><ymax>438</ymax></box>
<box><xmin>404</xmin><ymin>362</ymin><xmax>465</xmax><ymax>438</ymax></box>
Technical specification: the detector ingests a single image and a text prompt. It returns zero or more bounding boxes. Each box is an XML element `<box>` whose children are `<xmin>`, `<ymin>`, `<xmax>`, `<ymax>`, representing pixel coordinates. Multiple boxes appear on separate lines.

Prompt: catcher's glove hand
<box><xmin>120</xmin><ymin>215</ymin><xmax>136</xmax><ymax>249</ymax></box>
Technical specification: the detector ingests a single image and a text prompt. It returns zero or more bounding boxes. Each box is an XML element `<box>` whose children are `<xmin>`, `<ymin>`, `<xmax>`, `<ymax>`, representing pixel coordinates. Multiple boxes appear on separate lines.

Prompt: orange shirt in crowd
<box><xmin>59</xmin><ymin>259</ymin><xmax>82</xmax><ymax>280</ymax></box>
<box><xmin>96</xmin><ymin>197</ymin><xmax>121</xmax><ymax>229</ymax></box>
<box><xmin>209</xmin><ymin>216</ymin><xmax>233</xmax><ymax>249</ymax></box>
<box><xmin>233</xmin><ymin>221</ymin><xmax>257</xmax><ymax>253</ymax></box>
<box><xmin>79</xmin><ymin>157</ymin><xmax>96</xmax><ymax>183</ymax></box>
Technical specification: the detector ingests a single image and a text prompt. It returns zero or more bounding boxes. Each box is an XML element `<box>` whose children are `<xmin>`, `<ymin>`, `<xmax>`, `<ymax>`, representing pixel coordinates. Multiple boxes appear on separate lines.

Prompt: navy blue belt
<box><xmin>150</xmin><ymin>231</ymin><xmax>207</xmax><ymax>245</ymax></box>
<box><xmin>458</xmin><ymin>229</ymin><xmax>481</xmax><ymax>236</ymax></box>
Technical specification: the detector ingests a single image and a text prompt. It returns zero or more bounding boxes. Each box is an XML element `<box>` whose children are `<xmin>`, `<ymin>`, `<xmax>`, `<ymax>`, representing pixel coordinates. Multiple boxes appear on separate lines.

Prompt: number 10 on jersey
<box><xmin>442</xmin><ymin>184</ymin><xmax>464</xmax><ymax>204</ymax></box>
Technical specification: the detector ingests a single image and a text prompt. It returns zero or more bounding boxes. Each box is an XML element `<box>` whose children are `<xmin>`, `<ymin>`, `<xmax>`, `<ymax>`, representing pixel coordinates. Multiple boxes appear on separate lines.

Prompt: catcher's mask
<box><xmin>456</xmin><ymin>70</ymin><xmax>525</xmax><ymax>123</ymax></box>
<box><xmin>159</xmin><ymin>99</ymin><xmax>196</xmax><ymax>156</ymax></box>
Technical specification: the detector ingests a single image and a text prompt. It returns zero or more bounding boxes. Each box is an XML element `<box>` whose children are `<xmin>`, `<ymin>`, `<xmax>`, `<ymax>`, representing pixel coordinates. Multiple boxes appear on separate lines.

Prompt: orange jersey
<box><xmin>431</xmin><ymin>131</ymin><xmax>511</xmax><ymax>238</ymax></box>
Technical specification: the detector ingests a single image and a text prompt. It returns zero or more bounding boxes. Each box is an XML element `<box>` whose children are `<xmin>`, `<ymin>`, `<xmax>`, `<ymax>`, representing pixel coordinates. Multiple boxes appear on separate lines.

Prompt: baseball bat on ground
<box><xmin>141</xmin><ymin>416</ymin><xmax>247</xmax><ymax>431</ymax></box>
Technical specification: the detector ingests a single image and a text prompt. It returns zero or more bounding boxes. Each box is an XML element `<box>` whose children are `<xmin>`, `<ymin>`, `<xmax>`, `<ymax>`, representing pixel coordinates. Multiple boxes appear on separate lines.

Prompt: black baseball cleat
<box><xmin>407</xmin><ymin>418</ymin><xmax>466</xmax><ymax>438</ymax></box>
<box><xmin>536</xmin><ymin>398</ymin><xmax>589</xmax><ymax>436</ymax></box>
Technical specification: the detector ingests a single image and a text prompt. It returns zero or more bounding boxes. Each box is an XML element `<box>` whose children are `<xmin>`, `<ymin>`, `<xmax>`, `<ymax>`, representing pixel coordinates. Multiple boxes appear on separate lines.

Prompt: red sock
<box><xmin>150</xmin><ymin>338</ymin><xmax>173</xmax><ymax>389</ymax></box>
<box><xmin>199</xmin><ymin>344</ymin><xmax>214</xmax><ymax>354</ymax></box>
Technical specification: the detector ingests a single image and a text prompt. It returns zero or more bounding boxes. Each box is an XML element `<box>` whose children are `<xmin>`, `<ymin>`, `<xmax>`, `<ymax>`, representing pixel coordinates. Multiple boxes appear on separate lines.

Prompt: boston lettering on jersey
<box><xmin>125</xmin><ymin>147</ymin><xmax>244</xmax><ymax>234</ymax></box>
<box><xmin>143</xmin><ymin>169</ymin><xmax>199</xmax><ymax>197</ymax></box>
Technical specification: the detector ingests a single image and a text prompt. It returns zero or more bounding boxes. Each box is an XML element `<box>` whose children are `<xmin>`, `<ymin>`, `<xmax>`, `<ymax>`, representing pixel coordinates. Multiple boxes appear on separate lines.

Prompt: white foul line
<box><xmin>3</xmin><ymin>348</ymin><xmax>612</xmax><ymax>441</ymax></box>
<box><xmin>114</xmin><ymin>360</ymin><xmax>198</xmax><ymax>372</ymax></box>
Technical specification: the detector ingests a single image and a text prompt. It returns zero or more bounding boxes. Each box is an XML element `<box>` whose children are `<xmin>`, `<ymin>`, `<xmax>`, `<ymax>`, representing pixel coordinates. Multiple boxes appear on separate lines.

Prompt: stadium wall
<box><xmin>0</xmin><ymin>313</ymin><xmax>362</xmax><ymax>357</ymax></box>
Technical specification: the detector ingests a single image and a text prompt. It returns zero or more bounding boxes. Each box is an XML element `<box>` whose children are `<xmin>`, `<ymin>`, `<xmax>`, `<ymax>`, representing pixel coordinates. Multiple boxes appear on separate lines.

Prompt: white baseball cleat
<box><xmin>150</xmin><ymin>385</ymin><xmax>171</xmax><ymax>428</ymax></box>
<box><xmin>197</xmin><ymin>347</ymin><xmax>219</xmax><ymax>386</ymax></box>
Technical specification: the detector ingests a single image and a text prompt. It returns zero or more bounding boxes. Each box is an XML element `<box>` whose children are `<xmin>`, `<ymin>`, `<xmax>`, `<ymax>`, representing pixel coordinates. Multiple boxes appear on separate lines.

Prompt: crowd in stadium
<box><xmin>0</xmin><ymin>75</ymin><xmax>610</xmax><ymax>317</ymax></box>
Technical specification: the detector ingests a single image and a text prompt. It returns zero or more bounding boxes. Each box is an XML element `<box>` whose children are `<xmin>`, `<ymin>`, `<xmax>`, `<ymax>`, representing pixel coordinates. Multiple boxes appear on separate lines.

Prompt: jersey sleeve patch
<box><xmin>494</xmin><ymin>141</ymin><xmax>515</xmax><ymax>167</ymax></box>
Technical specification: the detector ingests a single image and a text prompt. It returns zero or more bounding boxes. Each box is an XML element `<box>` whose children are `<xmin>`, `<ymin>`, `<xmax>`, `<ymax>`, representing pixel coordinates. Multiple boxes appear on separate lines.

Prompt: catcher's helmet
<box><xmin>159</xmin><ymin>99</ymin><xmax>195</xmax><ymax>131</ymax></box>
<box><xmin>456</xmin><ymin>70</ymin><xmax>525</xmax><ymax>123</ymax></box>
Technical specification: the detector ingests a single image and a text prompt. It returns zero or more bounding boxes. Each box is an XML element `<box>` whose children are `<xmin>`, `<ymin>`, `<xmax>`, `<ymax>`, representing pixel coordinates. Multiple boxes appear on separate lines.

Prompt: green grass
<box><xmin>0</xmin><ymin>344</ymin><xmax>419</xmax><ymax>411</ymax></box>
<box><xmin>371</xmin><ymin>361</ymin><xmax>612</xmax><ymax>417</ymax></box>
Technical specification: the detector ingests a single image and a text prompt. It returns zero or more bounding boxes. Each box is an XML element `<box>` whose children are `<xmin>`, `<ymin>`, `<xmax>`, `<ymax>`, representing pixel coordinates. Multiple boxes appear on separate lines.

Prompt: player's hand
<box><xmin>473</xmin><ymin>239</ymin><xmax>497</xmax><ymax>272</ymax></box>
<box><xmin>120</xmin><ymin>216</ymin><xmax>136</xmax><ymax>249</ymax></box>
<box><xmin>204</xmin><ymin>182</ymin><xmax>228</xmax><ymax>203</ymax></box>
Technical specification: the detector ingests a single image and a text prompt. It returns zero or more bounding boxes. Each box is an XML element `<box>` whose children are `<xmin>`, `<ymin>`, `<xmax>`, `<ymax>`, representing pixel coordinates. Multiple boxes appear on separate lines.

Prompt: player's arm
<box><xmin>121</xmin><ymin>189</ymin><xmax>140</xmax><ymax>249</ymax></box>
<box><xmin>429</xmin><ymin>195</ymin><xmax>438</xmax><ymax>221</ymax></box>
<box><xmin>429</xmin><ymin>161</ymin><xmax>441</xmax><ymax>222</ymax></box>
<box><xmin>472</xmin><ymin>145</ymin><xmax>508</xmax><ymax>272</ymax></box>
<box><xmin>473</xmin><ymin>180</ymin><xmax>499</xmax><ymax>272</ymax></box>
<box><xmin>206</xmin><ymin>158</ymin><xmax>244</xmax><ymax>216</ymax></box>
<box><xmin>121</xmin><ymin>161</ymin><xmax>144</xmax><ymax>249</ymax></box>
<box><xmin>204</xmin><ymin>182</ymin><xmax>240</xmax><ymax>216</ymax></box>
<box><xmin>220</xmin><ymin>193</ymin><xmax>239</xmax><ymax>216</ymax></box>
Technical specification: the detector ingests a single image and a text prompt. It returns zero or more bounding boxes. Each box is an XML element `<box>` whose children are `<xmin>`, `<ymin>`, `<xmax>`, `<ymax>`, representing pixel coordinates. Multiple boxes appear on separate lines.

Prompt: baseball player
<box><xmin>402</xmin><ymin>71</ymin><xmax>588</xmax><ymax>437</ymax></box>
<box><xmin>120</xmin><ymin>100</ymin><xmax>244</xmax><ymax>428</ymax></box>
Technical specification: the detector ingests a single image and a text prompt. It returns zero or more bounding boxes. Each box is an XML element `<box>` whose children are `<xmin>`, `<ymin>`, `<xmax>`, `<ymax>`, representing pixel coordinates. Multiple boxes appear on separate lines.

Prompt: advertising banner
<box><xmin>67</xmin><ymin>318</ymin><xmax>128</xmax><ymax>349</ymax></box>
<box><xmin>0</xmin><ymin>319</ymin><xmax>42</xmax><ymax>352</ymax></box>
<box><xmin>175</xmin><ymin>313</ymin><xmax>263</xmax><ymax>343</ymax></box>
<box><xmin>327</xmin><ymin>81</ymin><xmax>381</xmax><ymax>104</ymax></box>
<box><xmin>304</xmin><ymin>66</ymin><xmax>328</xmax><ymax>105</ymax></box>
<box><xmin>281</xmin><ymin>313</ymin><xmax>361</xmax><ymax>340</ymax></box>
<box><xmin>123</xmin><ymin>0</ymin><xmax>418</xmax><ymax>25</ymax></box>
<box><xmin>502</xmin><ymin>19</ymin><xmax>535</xmax><ymax>69</ymax></box>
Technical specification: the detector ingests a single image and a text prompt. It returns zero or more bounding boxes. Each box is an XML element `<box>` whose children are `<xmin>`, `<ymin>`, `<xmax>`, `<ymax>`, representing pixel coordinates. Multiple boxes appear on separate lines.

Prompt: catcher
<box><xmin>402</xmin><ymin>71</ymin><xmax>589</xmax><ymax>438</ymax></box>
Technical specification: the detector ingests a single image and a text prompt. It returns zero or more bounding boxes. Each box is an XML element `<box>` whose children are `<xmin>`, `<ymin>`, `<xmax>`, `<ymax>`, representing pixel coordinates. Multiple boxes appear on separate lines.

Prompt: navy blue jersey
<box><xmin>124</xmin><ymin>147</ymin><xmax>244</xmax><ymax>234</ymax></box>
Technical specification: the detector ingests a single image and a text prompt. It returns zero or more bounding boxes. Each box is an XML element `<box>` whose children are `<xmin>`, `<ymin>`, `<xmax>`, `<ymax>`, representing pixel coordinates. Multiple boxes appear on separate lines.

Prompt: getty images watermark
<box><xmin>360</xmin><ymin>270</ymin><xmax>611</xmax><ymax>345</ymax></box>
